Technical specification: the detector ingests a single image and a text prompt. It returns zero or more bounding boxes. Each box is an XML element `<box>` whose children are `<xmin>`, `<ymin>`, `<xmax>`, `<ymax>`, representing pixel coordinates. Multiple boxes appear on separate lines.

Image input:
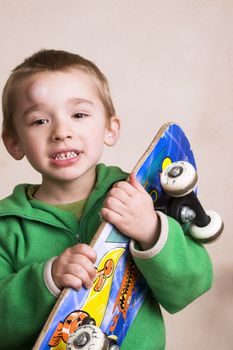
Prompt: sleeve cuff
<box><xmin>130</xmin><ymin>211</ymin><xmax>169</xmax><ymax>259</ymax></box>
<box><xmin>44</xmin><ymin>257</ymin><xmax>61</xmax><ymax>297</ymax></box>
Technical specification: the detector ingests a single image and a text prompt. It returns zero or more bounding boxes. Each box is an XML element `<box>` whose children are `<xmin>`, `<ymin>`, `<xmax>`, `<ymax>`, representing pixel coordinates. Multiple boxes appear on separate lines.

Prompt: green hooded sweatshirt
<box><xmin>0</xmin><ymin>164</ymin><xmax>213</xmax><ymax>350</ymax></box>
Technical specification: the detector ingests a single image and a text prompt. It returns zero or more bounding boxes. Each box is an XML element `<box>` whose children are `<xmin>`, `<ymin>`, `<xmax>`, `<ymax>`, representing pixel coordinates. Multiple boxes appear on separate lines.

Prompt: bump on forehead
<box><xmin>23</xmin><ymin>70</ymin><xmax>99</xmax><ymax>100</ymax></box>
<box><xmin>19</xmin><ymin>71</ymin><xmax>60</xmax><ymax>102</ymax></box>
<box><xmin>26</xmin><ymin>80</ymin><xmax>49</xmax><ymax>101</ymax></box>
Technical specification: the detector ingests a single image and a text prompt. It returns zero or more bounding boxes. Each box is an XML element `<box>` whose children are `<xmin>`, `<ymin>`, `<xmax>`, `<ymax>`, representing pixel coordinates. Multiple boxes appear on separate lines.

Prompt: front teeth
<box><xmin>54</xmin><ymin>151</ymin><xmax>78</xmax><ymax>160</ymax></box>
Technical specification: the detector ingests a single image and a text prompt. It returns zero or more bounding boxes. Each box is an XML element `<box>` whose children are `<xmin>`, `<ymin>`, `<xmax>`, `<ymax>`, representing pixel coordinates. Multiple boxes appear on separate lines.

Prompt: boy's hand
<box><xmin>101</xmin><ymin>173</ymin><xmax>160</xmax><ymax>250</ymax></box>
<box><xmin>52</xmin><ymin>244</ymin><xmax>97</xmax><ymax>290</ymax></box>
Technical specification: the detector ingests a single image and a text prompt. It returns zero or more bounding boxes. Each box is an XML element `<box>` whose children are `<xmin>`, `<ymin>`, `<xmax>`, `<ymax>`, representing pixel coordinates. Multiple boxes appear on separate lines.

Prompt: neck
<box><xmin>34</xmin><ymin>170</ymin><xmax>96</xmax><ymax>205</ymax></box>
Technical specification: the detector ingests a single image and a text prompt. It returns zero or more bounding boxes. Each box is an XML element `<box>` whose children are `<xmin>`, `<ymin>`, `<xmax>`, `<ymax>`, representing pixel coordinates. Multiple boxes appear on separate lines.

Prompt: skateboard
<box><xmin>33</xmin><ymin>122</ymin><xmax>223</xmax><ymax>350</ymax></box>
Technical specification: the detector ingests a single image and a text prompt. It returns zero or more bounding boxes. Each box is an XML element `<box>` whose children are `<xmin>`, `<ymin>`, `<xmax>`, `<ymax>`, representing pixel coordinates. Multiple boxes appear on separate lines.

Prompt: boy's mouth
<box><xmin>51</xmin><ymin>150</ymin><xmax>79</xmax><ymax>161</ymax></box>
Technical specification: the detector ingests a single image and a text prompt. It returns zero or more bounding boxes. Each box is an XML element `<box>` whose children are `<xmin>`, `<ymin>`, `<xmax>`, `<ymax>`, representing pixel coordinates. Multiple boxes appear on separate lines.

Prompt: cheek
<box><xmin>85</xmin><ymin>123</ymin><xmax>106</xmax><ymax>142</ymax></box>
<box><xmin>21</xmin><ymin>137</ymin><xmax>43</xmax><ymax>158</ymax></box>
<box><xmin>86</xmin><ymin>130</ymin><xmax>106</xmax><ymax>157</ymax></box>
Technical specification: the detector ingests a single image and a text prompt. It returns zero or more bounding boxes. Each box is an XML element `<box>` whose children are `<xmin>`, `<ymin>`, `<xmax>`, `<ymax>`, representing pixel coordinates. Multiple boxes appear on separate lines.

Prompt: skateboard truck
<box><xmin>159</xmin><ymin>161</ymin><xmax>223</xmax><ymax>243</ymax></box>
<box><xmin>66</xmin><ymin>324</ymin><xmax>120</xmax><ymax>350</ymax></box>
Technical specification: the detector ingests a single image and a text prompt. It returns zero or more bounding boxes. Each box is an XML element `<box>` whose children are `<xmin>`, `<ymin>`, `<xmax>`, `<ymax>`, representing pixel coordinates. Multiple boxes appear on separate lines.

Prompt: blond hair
<box><xmin>2</xmin><ymin>49</ymin><xmax>116</xmax><ymax>136</ymax></box>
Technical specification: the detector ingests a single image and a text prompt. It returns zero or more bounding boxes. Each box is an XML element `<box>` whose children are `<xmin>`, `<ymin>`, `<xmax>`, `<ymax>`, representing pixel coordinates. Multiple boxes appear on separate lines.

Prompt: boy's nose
<box><xmin>53</xmin><ymin>134</ymin><xmax>72</xmax><ymax>141</ymax></box>
<box><xmin>51</xmin><ymin>125</ymin><xmax>73</xmax><ymax>142</ymax></box>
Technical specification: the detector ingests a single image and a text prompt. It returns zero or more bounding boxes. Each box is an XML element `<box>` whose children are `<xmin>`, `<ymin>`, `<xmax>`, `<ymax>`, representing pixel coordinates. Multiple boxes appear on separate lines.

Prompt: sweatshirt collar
<box><xmin>0</xmin><ymin>163</ymin><xmax>128</xmax><ymax>231</ymax></box>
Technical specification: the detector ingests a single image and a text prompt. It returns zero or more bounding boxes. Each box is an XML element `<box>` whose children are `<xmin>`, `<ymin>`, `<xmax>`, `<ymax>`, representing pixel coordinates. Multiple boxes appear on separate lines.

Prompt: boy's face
<box><xmin>4</xmin><ymin>69</ymin><xmax>119</xmax><ymax>187</ymax></box>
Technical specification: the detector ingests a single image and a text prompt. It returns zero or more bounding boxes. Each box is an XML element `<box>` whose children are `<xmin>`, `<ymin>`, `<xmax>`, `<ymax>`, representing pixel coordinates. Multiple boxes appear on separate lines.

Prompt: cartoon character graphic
<box><xmin>94</xmin><ymin>259</ymin><xmax>114</xmax><ymax>292</ymax></box>
<box><xmin>110</xmin><ymin>256</ymin><xmax>138</xmax><ymax>333</ymax></box>
<box><xmin>48</xmin><ymin>310</ymin><xmax>94</xmax><ymax>347</ymax></box>
<box><xmin>48</xmin><ymin>248</ymin><xmax>124</xmax><ymax>349</ymax></box>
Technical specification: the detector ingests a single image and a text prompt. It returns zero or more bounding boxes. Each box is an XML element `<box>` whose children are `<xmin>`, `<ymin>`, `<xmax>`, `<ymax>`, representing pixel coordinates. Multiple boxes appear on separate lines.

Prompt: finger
<box><xmin>108</xmin><ymin>187</ymin><xmax>130</xmax><ymax>205</ymax></box>
<box><xmin>68</xmin><ymin>254</ymin><xmax>97</xmax><ymax>281</ymax></box>
<box><xmin>129</xmin><ymin>173</ymin><xmax>145</xmax><ymax>192</ymax></box>
<box><xmin>101</xmin><ymin>207</ymin><xmax>123</xmax><ymax>226</ymax></box>
<box><xmin>104</xmin><ymin>195</ymin><xmax>126</xmax><ymax>214</ymax></box>
<box><xmin>68</xmin><ymin>263</ymin><xmax>94</xmax><ymax>289</ymax></box>
<box><xmin>72</xmin><ymin>244</ymin><xmax>97</xmax><ymax>263</ymax></box>
<box><xmin>60</xmin><ymin>274</ymin><xmax>83</xmax><ymax>290</ymax></box>
<box><xmin>113</xmin><ymin>180</ymin><xmax>135</xmax><ymax>196</ymax></box>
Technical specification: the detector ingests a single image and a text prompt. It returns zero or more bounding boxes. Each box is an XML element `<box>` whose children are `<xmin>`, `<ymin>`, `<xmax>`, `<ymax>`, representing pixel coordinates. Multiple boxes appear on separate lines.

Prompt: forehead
<box><xmin>17</xmin><ymin>69</ymin><xmax>101</xmax><ymax>105</ymax></box>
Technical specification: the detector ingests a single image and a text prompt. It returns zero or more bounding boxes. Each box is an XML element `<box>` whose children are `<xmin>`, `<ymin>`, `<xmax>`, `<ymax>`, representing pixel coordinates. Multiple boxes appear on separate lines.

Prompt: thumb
<box><xmin>129</xmin><ymin>173</ymin><xmax>144</xmax><ymax>192</ymax></box>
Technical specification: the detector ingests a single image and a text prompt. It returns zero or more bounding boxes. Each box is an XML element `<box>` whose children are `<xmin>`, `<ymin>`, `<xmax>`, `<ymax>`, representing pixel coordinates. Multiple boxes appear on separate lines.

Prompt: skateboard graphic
<box><xmin>33</xmin><ymin>123</ymin><xmax>223</xmax><ymax>350</ymax></box>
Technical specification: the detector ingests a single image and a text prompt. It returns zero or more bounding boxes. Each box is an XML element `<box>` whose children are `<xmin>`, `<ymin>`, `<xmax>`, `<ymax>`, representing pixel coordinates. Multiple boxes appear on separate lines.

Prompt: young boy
<box><xmin>0</xmin><ymin>49</ymin><xmax>213</xmax><ymax>350</ymax></box>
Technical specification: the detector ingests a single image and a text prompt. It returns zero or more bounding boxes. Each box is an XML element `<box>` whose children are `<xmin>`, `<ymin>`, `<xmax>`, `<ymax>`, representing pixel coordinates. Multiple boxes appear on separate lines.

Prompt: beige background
<box><xmin>0</xmin><ymin>1</ymin><xmax>232</xmax><ymax>349</ymax></box>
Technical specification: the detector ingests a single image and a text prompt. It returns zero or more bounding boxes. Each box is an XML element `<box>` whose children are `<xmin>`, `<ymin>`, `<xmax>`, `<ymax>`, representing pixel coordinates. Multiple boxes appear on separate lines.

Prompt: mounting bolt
<box><xmin>168</xmin><ymin>165</ymin><xmax>183</xmax><ymax>178</ymax></box>
<box><xmin>181</xmin><ymin>206</ymin><xmax>196</xmax><ymax>223</ymax></box>
<box><xmin>73</xmin><ymin>331</ymin><xmax>90</xmax><ymax>348</ymax></box>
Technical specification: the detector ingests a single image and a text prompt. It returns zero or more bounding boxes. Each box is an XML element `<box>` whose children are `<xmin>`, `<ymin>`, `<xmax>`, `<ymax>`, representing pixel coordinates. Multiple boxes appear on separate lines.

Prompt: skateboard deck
<box><xmin>33</xmin><ymin>122</ymin><xmax>196</xmax><ymax>350</ymax></box>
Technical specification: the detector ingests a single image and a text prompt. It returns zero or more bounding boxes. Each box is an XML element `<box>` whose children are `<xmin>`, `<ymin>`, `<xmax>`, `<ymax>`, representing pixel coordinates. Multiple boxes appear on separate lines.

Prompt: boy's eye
<box><xmin>32</xmin><ymin>119</ymin><xmax>49</xmax><ymax>125</ymax></box>
<box><xmin>73</xmin><ymin>112</ymin><xmax>88</xmax><ymax>119</ymax></box>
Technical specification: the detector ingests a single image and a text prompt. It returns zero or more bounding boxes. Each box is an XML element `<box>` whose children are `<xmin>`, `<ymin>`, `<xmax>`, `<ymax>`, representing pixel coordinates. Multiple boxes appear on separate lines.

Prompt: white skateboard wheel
<box><xmin>189</xmin><ymin>210</ymin><xmax>224</xmax><ymax>242</ymax></box>
<box><xmin>66</xmin><ymin>324</ymin><xmax>107</xmax><ymax>350</ymax></box>
<box><xmin>161</xmin><ymin>161</ymin><xmax>197</xmax><ymax>197</ymax></box>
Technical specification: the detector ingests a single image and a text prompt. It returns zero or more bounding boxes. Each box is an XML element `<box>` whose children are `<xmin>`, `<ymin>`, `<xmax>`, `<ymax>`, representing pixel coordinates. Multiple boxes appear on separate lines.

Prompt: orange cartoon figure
<box><xmin>94</xmin><ymin>259</ymin><xmax>114</xmax><ymax>292</ymax></box>
<box><xmin>110</xmin><ymin>256</ymin><xmax>138</xmax><ymax>333</ymax></box>
<box><xmin>48</xmin><ymin>310</ymin><xmax>95</xmax><ymax>347</ymax></box>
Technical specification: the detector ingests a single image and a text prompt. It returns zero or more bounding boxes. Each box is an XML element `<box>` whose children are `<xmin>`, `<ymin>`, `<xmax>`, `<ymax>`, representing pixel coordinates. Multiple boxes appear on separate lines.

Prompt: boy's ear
<box><xmin>104</xmin><ymin>116</ymin><xmax>120</xmax><ymax>146</ymax></box>
<box><xmin>2</xmin><ymin>131</ymin><xmax>25</xmax><ymax>160</ymax></box>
